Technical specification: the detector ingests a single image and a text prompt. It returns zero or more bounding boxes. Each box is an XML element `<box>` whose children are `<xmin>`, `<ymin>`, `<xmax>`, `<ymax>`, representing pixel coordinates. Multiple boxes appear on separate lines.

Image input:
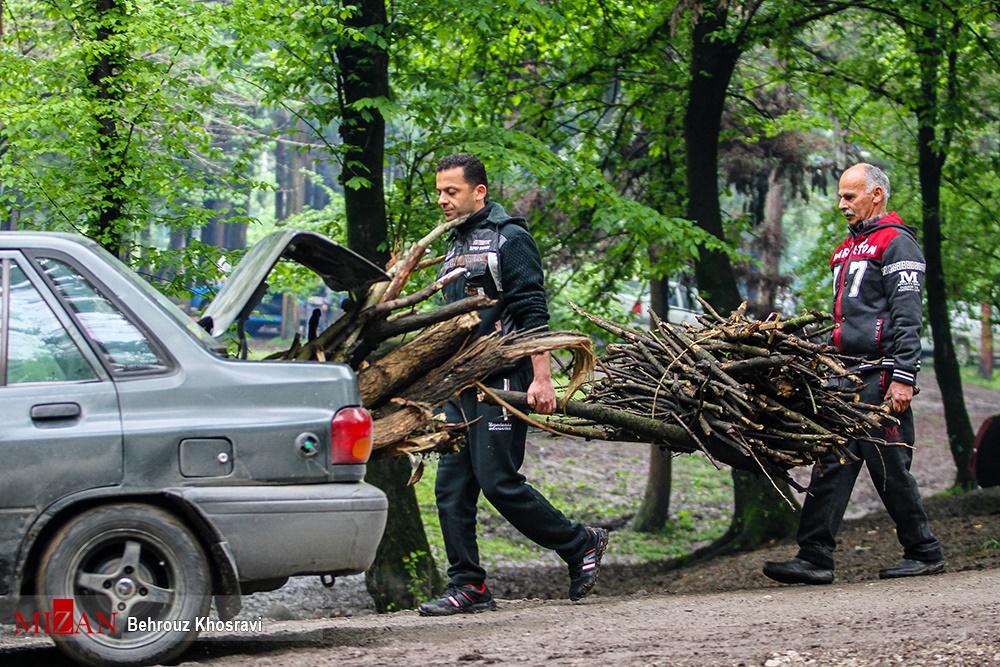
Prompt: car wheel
<box><xmin>36</xmin><ymin>504</ymin><xmax>210</xmax><ymax>667</ymax></box>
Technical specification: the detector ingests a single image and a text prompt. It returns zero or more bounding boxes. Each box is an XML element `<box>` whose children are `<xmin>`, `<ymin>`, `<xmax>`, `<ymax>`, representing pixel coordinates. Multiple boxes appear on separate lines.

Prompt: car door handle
<box><xmin>31</xmin><ymin>403</ymin><xmax>82</xmax><ymax>421</ymax></box>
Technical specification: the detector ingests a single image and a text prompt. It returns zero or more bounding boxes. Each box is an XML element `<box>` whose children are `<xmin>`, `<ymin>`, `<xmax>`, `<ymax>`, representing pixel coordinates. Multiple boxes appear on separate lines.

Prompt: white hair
<box><xmin>862</xmin><ymin>163</ymin><xmax>891</xmax><ymax>202</ymax></box>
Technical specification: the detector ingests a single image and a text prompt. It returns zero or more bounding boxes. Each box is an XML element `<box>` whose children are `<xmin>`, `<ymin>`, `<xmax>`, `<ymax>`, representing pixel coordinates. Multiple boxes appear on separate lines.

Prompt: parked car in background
<box><xmin>617</xmin><ymin>278</ymin><xmax>703</xmax><ymax>327</ymax></box>
<box><xmin>189</xmin><ymin>285</ymin><xmax>340</xmax><ymax>340</ymax></box>
<box><xmin>190</xmin><ymin>286</ymin><xmax>285</xmax><ymax>338</ymax></box>
<box><xmin>920</xmin><ymin>305</ymin><xmax>996</xmax><ymax>366</ymax></box>
<box><xmin>0</xmin><ymin>230</ymin><xmax>389</xmax><ymax>666</ymax></box>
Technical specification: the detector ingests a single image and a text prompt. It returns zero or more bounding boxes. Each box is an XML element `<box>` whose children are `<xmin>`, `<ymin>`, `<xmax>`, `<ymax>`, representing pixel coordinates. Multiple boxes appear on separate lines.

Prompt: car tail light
<box><xmin>331</xmin><ymin>407</ymin><xmax>373</xmax><ymax>464</ymax></box>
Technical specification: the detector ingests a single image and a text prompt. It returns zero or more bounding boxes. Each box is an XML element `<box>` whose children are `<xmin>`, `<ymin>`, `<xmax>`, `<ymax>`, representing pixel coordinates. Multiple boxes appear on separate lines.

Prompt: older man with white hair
<box><xmin>763</xmin><ymin>163</ymin><xmax>944</xmax><ymax>585</ymax></box>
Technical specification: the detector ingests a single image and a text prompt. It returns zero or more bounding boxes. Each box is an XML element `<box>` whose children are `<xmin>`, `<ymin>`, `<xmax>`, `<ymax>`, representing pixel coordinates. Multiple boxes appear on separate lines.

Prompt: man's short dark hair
<box><xmin>437</xmin><ymin>153</ymin><xmax>488</xmax><ymax>189</ymax></box>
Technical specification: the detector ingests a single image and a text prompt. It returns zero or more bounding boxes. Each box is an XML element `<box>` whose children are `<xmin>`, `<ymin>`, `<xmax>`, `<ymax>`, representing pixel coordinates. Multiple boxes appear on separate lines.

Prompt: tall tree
<box><xmin>221</xmin><ymin>0</ymin><xmax>443</xmax><ymax>611</ymax></box>
<box><xmin>88</xmin><ymin>0</ymin><xmax>128</xmax><ymax>257</ymax></box>
<box><xmin>908</xmin><ymin>0</ymin><xmax>976</xmax><ymax>487</ymax></box>
<box><xmin>669</xmin><ymin>0</ymin><xmax>850</xmax><ymax>551</ymax></box>
<box><xmin>390</xmin><ymin>0</ymin><xmax>722</xmax><ymax>536</ymax></box>
<box><xmin>337</xmin><ymin>0</ymin><xmax>389</xmax><ymax>260</ymax></box>
<box><xmin>337</xmin><ymin>0</ymin><xmax>443</xmax><ymax>612</ymax></box>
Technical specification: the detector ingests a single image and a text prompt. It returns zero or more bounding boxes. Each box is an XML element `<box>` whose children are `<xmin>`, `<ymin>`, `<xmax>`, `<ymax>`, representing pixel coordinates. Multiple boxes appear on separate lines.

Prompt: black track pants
<box><xmin>434</xmin><ymin>369</ymin><xmax>588</xmax><ymax>586</ymax></box>
<box><xmin>796</xmin><ymin>370</ymin><xmax>943</xmax><ymax>569</ymax></box>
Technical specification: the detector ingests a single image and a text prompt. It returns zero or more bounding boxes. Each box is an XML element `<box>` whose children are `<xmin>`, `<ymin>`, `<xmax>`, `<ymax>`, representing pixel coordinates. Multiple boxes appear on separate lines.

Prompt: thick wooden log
<box><xmin>347</xmin><ymin>295</ymin><xmax>494</xmax><ymax>367</ymax></box>
<box><xmin>362</xmin><ymin>294</ymin><xmax>492</xmax><ymax>344</ymax></box>
<box><xmin>370</xmin><ymin>330</ymin><xmax>595</xmax><ymax>452</ymax></box>
<box><xmin>358</xmin><ymin>311</ymin><xmax>480</xmax><ymax>410</ymax></box>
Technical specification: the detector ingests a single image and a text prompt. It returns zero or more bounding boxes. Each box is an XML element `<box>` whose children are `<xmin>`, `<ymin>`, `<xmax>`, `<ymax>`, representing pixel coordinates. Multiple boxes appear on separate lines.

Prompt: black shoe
<box><xmin>568</xmin><ymin>527</ymin><xmax>609</xmax><ymax>601</ymax></box>
<box><xmin>878</xmin><ymin>558</ymin><xmax>945</xmax><ymax>579</ymax></box>
<box><xmin>417</xmin><ymin>583</ymin><xmax>497</xmax><ymax>616</ymax></box>
<box><xmin>762</xmin><ymin>557</ymin><xmax>834</xmax><ymax>585</ymax></box>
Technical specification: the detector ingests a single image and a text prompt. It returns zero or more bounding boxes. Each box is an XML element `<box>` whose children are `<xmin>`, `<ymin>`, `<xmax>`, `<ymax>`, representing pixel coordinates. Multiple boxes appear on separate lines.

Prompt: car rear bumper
<box><xmin>177</xmin><ymin>482</ymin><xmax>387</xmax><ymax>582</ymax></box>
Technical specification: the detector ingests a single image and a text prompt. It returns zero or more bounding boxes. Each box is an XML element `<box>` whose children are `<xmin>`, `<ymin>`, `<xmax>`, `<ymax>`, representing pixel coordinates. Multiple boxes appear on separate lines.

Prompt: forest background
<box><xmin>3</xmin><ymin>0</ymin><xmax>1000</xmax><ymax>611</ymax></box>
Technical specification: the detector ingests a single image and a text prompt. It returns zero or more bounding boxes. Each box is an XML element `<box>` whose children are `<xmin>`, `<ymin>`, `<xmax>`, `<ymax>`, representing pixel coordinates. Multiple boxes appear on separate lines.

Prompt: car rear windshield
<box><xmin>37</xmin><ymin>257</ymin><xmax>172</xmax><ymax>374</ymax></box>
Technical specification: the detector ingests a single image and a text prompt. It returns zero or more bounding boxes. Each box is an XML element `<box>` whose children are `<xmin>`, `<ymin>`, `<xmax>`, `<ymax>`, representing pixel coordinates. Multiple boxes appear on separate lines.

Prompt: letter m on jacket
<box><xmin>897</xmin><ymin>270</ymin><xmax>920</xmax><ymax>292</ymax></box>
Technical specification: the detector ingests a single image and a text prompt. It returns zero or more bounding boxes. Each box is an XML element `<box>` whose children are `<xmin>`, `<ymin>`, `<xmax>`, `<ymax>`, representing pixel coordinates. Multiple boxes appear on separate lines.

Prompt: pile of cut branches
<box><xmin>486</xmin><ymin>300</ymin><xmax>897</xmax><ymax>486</ymax></box>
<box><xmin>264</xmin><ymin>217</ymin><xmax>594</xmax><ymax>462</ymax></box>
<box><xmin>258</xmin><ymin>219</ymin><xmax>894</xmax><ymax>486</ymax></box>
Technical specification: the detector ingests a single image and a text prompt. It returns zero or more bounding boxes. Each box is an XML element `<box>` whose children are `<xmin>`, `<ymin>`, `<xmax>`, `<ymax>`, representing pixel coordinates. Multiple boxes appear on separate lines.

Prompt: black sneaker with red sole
<box><xmin>418</xmin><ymin>583</ymin><xmax>497</xmax><ymax>616</ymax></box>
<box><xmin>568</xmin><ymin>526</ymin><xmax>609</xmax><ymax>601</ymax></box>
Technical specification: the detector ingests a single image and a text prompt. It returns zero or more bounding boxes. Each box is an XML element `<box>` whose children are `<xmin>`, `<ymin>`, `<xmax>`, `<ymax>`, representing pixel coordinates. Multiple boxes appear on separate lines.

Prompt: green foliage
<box><xmin>412</xmin><ymin>444</ymin><xmax>733</xmax><ymax>568</ymax></box>
<box><xmin>137</xmin><ymin>239</ymin><xmax>238</xmax><ymax>299</ymax></box>
<box><xmin>936</xmin><ymin>482</ymin><xmax>969</xmax><ymax>498</ymax></box>
<box><xmin>0</xmin><ymin>0</ymin><xmax>264</xmax><ymax>274</ymax></box>
<box><xmin>782</xmin><ymin>1</ymin><xmax>1000</xmax><ymax>315</ymax></box>
<box><xmin>6</xmin><ymin>0</ymin><xmax>1000</xmax><ymax>585</ymax></box>
<box><xmin>385</xmin><ymin>0</ymin><xmax>731</xmax><ymax>307</ymax></box>
<box><xmin>5</xmin><ymin>0</ymin><xmax>999</xmax><ymax>326</ymax></box>
<box><xmin>403</xmin><ymin>550</ymin><xmax>436</xmax><ymax>601</ymax></box>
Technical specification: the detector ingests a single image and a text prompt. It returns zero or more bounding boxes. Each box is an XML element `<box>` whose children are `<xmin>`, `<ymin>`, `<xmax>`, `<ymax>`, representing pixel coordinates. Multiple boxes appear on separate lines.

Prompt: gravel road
<box><xmin>5</xmin><ymin>567</ymin><xmax>998</xmax><ymax>667</ymax></box>
<box><xmin>3</xmin><ymin>368</ymin><xmax>999</xmax><ymax>666</ymax></box>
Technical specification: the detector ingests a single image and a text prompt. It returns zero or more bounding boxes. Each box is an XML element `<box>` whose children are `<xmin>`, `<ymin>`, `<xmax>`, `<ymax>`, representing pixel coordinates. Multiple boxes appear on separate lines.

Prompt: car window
<box><xmin>36</xmin><ymin>257</ymin><xmax>169</xmax><ymax>375</ymax></box>
<box><xmin>680</xmin><ymin>286</ymin><xmax>700</xmax><ymax>312</ymax></box>
<box><xmin>3</xmin><ymin>260</ymin><xmax>98</xmax><ymax>385</ymax></box>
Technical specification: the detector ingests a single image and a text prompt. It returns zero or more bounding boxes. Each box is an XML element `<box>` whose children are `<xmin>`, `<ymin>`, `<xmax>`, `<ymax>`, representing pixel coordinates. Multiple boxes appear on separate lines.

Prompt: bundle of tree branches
<box><xmin>264</xmin><ymin>216</ymin><xmax>595</xmax><ymax>462</ymax></box>
<box><xmin>486</xmin><ymin>300</ymin><xmax>898</xmax><ymax>487</ymax></box>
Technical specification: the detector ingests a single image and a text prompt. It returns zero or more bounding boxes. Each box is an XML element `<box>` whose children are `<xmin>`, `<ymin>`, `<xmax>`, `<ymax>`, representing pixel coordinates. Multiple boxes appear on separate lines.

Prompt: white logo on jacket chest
<box><xmin>852</xmin><ymin>240</ymin><xmax>879</xmax><ymax>257</ymax></box>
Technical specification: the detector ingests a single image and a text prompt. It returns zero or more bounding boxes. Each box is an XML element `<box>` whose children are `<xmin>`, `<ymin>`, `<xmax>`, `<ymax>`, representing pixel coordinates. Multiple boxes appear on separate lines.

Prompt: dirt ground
<box><xmin>3</xmin><ymin>369</ymin><xmax>1000</xmax><ymax>666</ymax></box>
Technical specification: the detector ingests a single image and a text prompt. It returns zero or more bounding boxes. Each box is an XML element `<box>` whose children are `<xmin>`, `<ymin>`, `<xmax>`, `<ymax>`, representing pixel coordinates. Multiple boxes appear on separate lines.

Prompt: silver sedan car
<box><xmin>0</xmin><ymin>230</ymin><xmax>389</xmax><ymax>666</ymax></box>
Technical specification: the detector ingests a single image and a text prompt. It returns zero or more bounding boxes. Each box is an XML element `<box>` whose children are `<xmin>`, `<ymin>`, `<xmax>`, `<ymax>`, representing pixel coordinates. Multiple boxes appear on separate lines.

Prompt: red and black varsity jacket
<box><xmin>829</xmin><ymin>211</ymin><xmax>924</xmax><ymax>386</ymax></box>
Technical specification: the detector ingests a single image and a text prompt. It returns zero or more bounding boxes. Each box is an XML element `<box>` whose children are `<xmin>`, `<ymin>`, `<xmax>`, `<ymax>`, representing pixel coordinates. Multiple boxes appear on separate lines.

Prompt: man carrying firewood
<box><xmin>418</xmin><ymin>153</ymin><xmax>608</xmax><ymax>616</ymax></box>
<box><xmin>763</xmin><ymin>162</ymin><xmax>944</xmax><ymax>585</ymax></box>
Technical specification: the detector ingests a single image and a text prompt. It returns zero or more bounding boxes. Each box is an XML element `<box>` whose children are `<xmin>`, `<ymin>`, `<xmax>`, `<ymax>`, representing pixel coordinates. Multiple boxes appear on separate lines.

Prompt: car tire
<box><xmin>36</xmin><ymin>504</ymin><xmax>210</xmax><ymax>667</ymax></box>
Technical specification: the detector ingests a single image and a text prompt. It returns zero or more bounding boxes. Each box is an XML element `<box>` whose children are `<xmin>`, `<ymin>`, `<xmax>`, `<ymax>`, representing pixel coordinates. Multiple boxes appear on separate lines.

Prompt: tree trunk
<box><xmin>980</xmin><ymin>302</ymin><xmax>993</xmax><ymax>381</ymax></box>
<box><xmin>725</xmin><ymin>469</ymin><xmax>799</xmax><ymax>550</ymax></box>
<box><xmin>632</xmin><ymin>274</ymin><xmax>672</xmax><ymax>532</ymax></box>
<box><xmin>334</xmin><ymin>0</ymin><xmax>438</xmax><ymax>611</ymax></box>
<box><xmin>685</xmin><ymin>9</ymin><xmax>742</xmax><ymax>314</ymax></box>
<box><xmin>683</xmin><ymin>6</ymin><xmax>796</xmax><ymax>552</ymax></box>
<box><xmin>754</xmin><ymin>167</ymin><xmax>785</xmax><ymax>317</ymax></box>
<box><xmin>337</xmin><ymin>0</ymin><xmax>388</xmax><ymax>261</ymax></box>
<box><xmin>89</xmin><ymin>0</ymin><xmax>127</xmax><ymax>259</ymax></box>
<box><xmin>914</xmin><ymin>19</ymin><xmax>975</xmax><ymax>489</ymax></box>
<box><xmin>632</xmin><ymin>445</ymin><xmax>672</xmax><ymax>532</ymax></box>
<box><xmin>274</xmin><ymin>110</ymin><xmax>290</xmax><ymax>222</ymax></box>
<box><xmin>363</xmin><ymin>456</ymin><xmax>442</xmax><ymax>612</ymax></box>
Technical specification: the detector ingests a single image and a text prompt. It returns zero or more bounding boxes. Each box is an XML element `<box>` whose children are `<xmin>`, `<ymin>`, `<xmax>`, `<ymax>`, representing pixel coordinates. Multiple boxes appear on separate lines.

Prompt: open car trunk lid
<box><xmin>198</xmin><ymin>229</ymin><xmax>388</xmax><ymax>338</ymax></box>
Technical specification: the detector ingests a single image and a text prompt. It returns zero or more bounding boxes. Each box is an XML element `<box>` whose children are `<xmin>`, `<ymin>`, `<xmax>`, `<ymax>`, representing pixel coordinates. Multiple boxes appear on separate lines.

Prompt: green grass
<box><xmin>410</xmin><ymin>449</ymin><xmax>734</xmax><ymax>571</ymax></box>
<box><xmin>922</xmin><ymin>355</ymin><xmax>1000</xmax><ymax>391</ymax></box>
<box><xmin>959</xmin><ymin>364</ymin><xmax>1000</xmax><ymax>391</ymax></box>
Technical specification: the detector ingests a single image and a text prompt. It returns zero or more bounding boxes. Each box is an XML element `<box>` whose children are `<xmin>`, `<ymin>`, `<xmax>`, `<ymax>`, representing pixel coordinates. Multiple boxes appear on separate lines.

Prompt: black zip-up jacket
<box><xmin>829</xmin><ymin>211</ymin><xmax>924</xmax><ymax>386</ymax></box>
<box><xmin>439</xmin><ymin>202</ymin><xmax>550</xmax><ymax>348</ymax></box>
